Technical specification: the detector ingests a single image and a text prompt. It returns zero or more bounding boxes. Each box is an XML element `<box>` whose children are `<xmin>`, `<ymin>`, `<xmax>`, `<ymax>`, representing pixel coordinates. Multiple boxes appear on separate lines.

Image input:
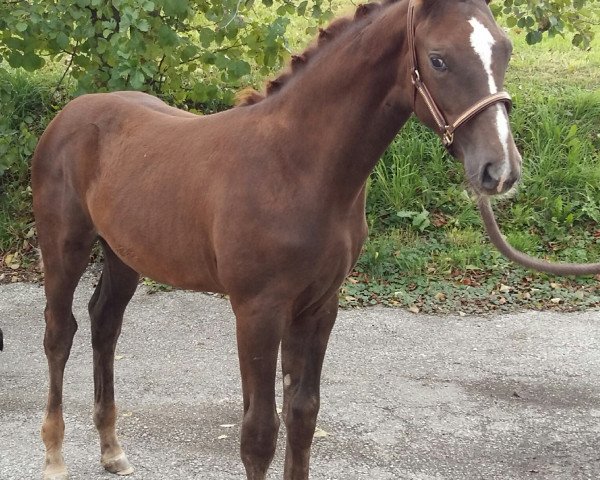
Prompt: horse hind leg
<box><xmin>281</xmin><ymin>295</ymin><xmax>338</xmax><ymax>480</ymax></box>
<box><xmin>37</xmin><ymin>209</ymin><xmax>96</xmax><ymax>480</ymax></box>
<box><xmin>88</xmin><ymin>239</ymin><xmax>139</xmax><ymax>476</ymax></box>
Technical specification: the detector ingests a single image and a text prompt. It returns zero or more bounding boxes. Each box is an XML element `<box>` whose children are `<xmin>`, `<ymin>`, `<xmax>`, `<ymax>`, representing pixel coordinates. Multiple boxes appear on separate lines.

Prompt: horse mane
<box><xmin>235</xmin><ymin>2</ymin><xmax>387</xmax><ymax>107</ymax></box>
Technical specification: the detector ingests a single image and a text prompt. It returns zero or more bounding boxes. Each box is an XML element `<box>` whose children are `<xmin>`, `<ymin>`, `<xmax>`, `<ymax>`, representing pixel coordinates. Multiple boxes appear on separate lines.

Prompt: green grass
<box><xmin>509</xmin><ymin>26</ymin><xmax>600</xmax><ymax>91</ymax></box>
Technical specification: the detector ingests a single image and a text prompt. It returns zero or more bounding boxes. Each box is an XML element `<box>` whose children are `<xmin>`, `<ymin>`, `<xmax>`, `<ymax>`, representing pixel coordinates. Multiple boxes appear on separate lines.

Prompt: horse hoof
<box><xmin>102</xmin><ymin>452</ymin><xmax>134</xmax><ymax>476</ymax></box>
<box><xmin>43</xmin><ymin>467</ymin><xmax>69</xmax><ymax>480</ymax></box>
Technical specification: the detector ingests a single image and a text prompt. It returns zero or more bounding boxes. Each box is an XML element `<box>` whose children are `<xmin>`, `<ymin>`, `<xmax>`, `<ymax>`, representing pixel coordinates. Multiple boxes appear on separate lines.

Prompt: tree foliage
<box><xmin>0</xmin><ymin>0</ymin><xmax>597</xmax><ymax>105</ymax></box>
<box><xmin>491</xmin><ymin>0</ymin><xmax>599</xmax><ymax>49</ymax></box>
<box><xmin>0</xmin><ymin>0</ymin><xmax>333</xmax><ymax>104</ymax></box>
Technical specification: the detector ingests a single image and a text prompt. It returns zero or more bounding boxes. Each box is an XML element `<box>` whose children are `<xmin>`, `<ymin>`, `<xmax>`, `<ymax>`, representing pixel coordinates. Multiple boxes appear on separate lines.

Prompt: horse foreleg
<box><xmin>281</xmin><ymin>295</ymin><xmax>338</xmax><ymax>480</ymax></box>
<box><xmin>231</xmin><ymin>295</ymin><xmax>288</xmax><ymax>480</ymax></box>
<box><xmin>89</xmin><ymin>241</ymin><xmax>139</xmax><ymax>476</ymax></box>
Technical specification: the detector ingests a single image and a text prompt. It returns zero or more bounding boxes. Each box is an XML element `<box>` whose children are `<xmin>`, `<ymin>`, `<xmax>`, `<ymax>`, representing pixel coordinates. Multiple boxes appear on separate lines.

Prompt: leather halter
<box><xmin>407</xmin><ymin>0</ymin><xmax>512</xmax><ymax>148</ymax></box>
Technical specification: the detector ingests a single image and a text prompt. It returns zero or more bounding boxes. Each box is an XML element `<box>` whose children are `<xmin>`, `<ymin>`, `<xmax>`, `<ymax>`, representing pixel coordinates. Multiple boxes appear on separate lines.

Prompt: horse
<box><xmin>32</xmin><ymin>0</ymin><xmax>523</xmax><ymax>478</ymax></box>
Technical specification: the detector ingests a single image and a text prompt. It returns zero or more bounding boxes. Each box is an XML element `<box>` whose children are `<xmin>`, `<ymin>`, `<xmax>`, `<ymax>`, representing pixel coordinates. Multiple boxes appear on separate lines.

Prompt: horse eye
<box><xmin>430</xmin><ymin>56</ymin><xmax>447</xmax><ymax>71</ymax></box>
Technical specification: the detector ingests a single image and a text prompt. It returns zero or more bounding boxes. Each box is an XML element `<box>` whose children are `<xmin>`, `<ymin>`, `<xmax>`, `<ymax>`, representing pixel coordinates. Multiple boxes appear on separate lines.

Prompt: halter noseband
<box><xmin>407</xmin><ymin>0</ymin><xmax>512</xmax><ymax>148</ymax></box>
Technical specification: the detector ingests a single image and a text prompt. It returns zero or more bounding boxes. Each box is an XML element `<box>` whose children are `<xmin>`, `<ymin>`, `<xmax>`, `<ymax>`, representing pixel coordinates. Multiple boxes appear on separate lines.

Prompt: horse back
<box><xmin>32</xmin><ymin>91</ymin><xmax>194</xmax><ymax>190</ymax></box>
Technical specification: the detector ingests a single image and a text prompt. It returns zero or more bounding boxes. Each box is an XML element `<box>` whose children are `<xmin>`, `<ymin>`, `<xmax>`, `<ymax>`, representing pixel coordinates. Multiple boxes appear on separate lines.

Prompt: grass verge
<box><xmin>346</xmin><ymin>27</ymin><xmax>600</xmax><ymax>312</ymax></box>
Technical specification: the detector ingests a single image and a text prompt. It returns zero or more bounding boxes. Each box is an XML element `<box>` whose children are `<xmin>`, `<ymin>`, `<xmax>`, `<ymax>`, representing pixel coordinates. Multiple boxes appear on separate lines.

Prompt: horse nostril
<box><xmin>480</xmin><ymin>163</ymin><xmax>498</xmax><ymax>190</ymax></box>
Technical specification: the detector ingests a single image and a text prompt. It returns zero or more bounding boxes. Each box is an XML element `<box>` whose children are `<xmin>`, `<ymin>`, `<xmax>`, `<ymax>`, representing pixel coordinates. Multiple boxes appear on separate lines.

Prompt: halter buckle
<box><xmin>442</xmin><ymin>129</ymin><xmax>454</xmax><ymax>147</ymax></box>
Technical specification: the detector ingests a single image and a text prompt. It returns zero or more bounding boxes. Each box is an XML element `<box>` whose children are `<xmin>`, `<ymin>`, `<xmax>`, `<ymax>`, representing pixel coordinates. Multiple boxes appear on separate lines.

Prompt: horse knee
<box><xmin>241</xmin><ymin>408</ymin><xmax>280</xmax><ymax>466</ymax></box>
<box><xmin>289</xmin><ymin>394</ymin><xmax>320</xmax><ymax>425</ymax></box>
<box><xmin>43</xmin><ymin>311</ymin><xmax>77</xmax><ymax>357</ymax></box>
<box><xmin>286</xmin><ymin>394</ymin><xmax>320</xmax><ymax>447</ymax></box>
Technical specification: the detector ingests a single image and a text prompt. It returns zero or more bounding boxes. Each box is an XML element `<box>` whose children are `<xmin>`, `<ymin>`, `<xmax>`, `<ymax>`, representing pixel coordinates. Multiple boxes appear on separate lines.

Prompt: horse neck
<box><xmin>266</xmin><ymin>2</ymin><xmax>412</xmax><ymax>205</ymax></box>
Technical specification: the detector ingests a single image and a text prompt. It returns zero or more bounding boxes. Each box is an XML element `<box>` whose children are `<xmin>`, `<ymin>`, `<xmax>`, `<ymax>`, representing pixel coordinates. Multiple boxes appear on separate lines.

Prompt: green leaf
<box><xmin>157</xmin><ymin>24</ymin><xmax>178</xmax><ymax>47</ymax></box>
<box><xmin>180</xmin><ymin>44</ymin><xmax>198</xmax><ymax>62</ymax></box>
<box><xmin>4</xmin><ymin>37</ymin><xmax>25</xmax><ymax>50</ymax></box>
<box><xmin>525</xmin><ymin>30</ymin><xmax>543</xmax><ymax>44</ymax></box>
<box><xmin>199</xmin><ymin>27</ymin><xmax>214</xmax><ymax>48</ymax></box>
<box><xmin>142</xmin><ymin>1</ymin><xmax>155</xmax><ymax>12</ymax></box>
<box><xmin>229</xmin><ymin>59</ymin><xmax>250</xmax><ymax>78</ymax></box>
<box><xmin>7</xmin><ymin>52</ymin><xmax>23</xmax><ymax>68</ymax></box>
<box><xmin>21</xmin><ymin>51</ymin><xmax>45</xmax><ymax>71</ymax></box>
<box><xmin>130</xmin><ymin>70</ymin><xmax>145</xmax><ymax>89</ymax></box>
<box><xmin>163</xmin><ymin>0</ymin><xmax>189</xmax><ymax>18</ymax></box>
<box><xmin>15</xmin><ymin>22</ymin><xmax>28</xmax><ymax>32</ymax></box>
<box><xmin>297</xmin><ymin>1</ymin><xmax>308</xmax><ymax>16</ymax></box>
<box><xmin>56</xmin><ymin>31</ymin><xmax>69</xmax><ymax>49</ymax></box>
<box><xmin>136</xmin><ymin>18</ymin><xmax>150</xmax><ymax>32</ymax></box>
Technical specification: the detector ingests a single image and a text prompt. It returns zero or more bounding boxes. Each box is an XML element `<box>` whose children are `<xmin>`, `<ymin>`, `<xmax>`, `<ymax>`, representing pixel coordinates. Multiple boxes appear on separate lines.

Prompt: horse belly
<box><xmin>89</xmin><ymin>182</ymin><xmax>224</xmax><ymax>292</ymax></box>
<box><xmin>100</xmin><ymin>227</ymin><xmax>225</xmax><ymax>292</ymax></box>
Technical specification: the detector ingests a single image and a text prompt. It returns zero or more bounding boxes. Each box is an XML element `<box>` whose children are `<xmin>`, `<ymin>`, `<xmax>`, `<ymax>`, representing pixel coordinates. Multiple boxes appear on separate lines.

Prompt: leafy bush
<box><xmin>0</xmin><ymin>0</ymin><xmax>333</xmax><ymax>104</ymax></box>
<box><xmin>0</xmin><ymin>69</ymin><xmax>49</xmax><ymax>176</ymax></box>
<box><xmin>491</xmin><ymin>0</ymin><xmax>599</xmax><ymax>48</ymax></box>
<box><xmin>0</xmin><ymin>68</ymin><xmax>61</xmax><ymax>251</ymax></box>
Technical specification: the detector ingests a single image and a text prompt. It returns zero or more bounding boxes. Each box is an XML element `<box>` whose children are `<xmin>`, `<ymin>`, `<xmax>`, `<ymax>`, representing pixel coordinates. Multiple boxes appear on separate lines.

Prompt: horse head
<box><xmin>409</xmin><ymin>0</ymin><xmax>521</xmax><ymax>195</ymax></box>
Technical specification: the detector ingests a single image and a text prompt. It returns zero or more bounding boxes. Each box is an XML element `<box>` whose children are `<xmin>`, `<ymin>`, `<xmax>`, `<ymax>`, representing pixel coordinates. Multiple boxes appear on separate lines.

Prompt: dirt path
<box><xmin>1</xmin><ymin>274</ymin><xmax>599</xmax><ymax>479</ymax></box>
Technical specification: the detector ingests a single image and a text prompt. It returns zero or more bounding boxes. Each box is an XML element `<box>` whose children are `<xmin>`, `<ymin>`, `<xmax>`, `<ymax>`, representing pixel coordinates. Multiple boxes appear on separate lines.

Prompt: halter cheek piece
<box><xmin>407</xmin><ymin>0</ymin><xmax>512</xmax><ymax>149</ymax></box>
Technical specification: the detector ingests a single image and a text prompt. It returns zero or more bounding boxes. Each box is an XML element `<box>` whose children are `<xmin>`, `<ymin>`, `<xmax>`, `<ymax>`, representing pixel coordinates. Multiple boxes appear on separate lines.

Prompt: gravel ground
<box><xmin>1</xmin><ymin>273</ymin><xmax>600</xmax><ymax>479</ymax></box>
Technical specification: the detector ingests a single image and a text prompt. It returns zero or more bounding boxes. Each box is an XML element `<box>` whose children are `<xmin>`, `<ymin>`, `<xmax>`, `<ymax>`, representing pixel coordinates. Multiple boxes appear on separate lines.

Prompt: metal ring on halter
<box><xmin>442</xmin><ymin>130</ymin><xmax>454</xmax><ymax>147</ymax></box>
<box><xmin>411</xmin><ymin>69</ymin><xmax>421</xmax><ymax>85</ymax></box>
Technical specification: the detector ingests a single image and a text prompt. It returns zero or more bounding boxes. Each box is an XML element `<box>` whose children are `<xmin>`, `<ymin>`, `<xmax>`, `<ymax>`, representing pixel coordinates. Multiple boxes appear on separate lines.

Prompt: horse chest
<box><xmin>289</xmin><ymin>215</ymin><xmax>367</xmax><ymax>283</ymax></box>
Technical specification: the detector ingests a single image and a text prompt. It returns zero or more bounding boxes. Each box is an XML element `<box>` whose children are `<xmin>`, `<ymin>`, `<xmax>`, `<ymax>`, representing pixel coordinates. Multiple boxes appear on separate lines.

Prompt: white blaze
<box><xmin>469</xmin><ymin>17</ymin><xmax>511</xmax><ymax>191</ymax></box>
<box><xmin>468</xmin><ymin>18</ymin><xmax>497</xmax><ymax>94</ymax></box>
<box><xmin>495</xmin><ymin>107</ymin><xmax>510</xmax><ymax>190</ymax></box>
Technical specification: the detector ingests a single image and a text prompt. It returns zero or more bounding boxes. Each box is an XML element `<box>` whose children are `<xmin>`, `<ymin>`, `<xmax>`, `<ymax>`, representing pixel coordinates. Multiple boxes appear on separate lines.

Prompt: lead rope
<box><xmin>477</xmin><ymin>196</ymin><xmax>600</xmax><ymax>275</ymax></box>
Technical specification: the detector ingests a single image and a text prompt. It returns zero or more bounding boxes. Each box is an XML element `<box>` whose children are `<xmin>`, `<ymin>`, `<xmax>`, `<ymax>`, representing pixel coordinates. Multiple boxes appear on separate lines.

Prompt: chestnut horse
<box><xmin>32</xmin><ymin>0</ymin><xmax>521</xmax><ymax>479</ymax></box>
